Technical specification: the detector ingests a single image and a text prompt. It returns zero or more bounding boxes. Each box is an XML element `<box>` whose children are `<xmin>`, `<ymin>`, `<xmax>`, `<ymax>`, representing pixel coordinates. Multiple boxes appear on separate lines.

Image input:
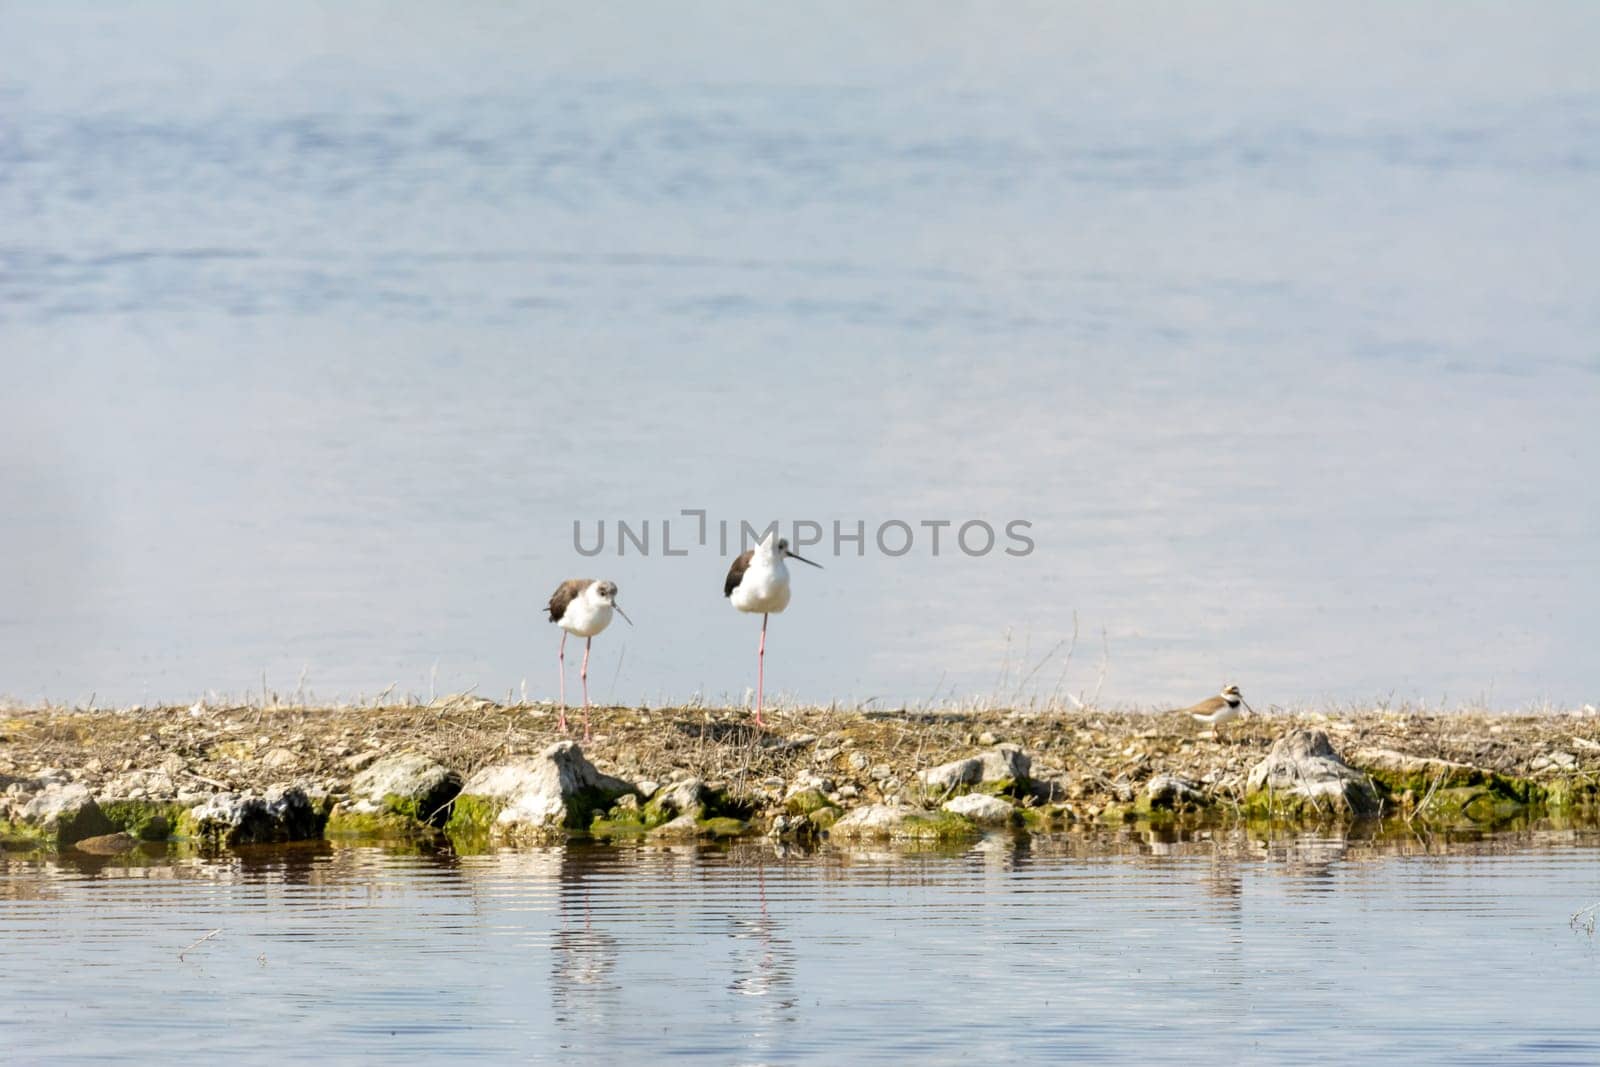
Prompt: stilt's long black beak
<box><xmin>785</xmin><ymin>548</ymin><xmax>823</xmax><ymax>569</ymax></box>
<box><xmin>1242</xmin><ymin>700</ymin><xmax>1255</xmax><ymax>716</ymax></box>
<box><xmin>613</xmin><ymin>604</ymin><xmax>633</xmax><ymax>626</ymax></box>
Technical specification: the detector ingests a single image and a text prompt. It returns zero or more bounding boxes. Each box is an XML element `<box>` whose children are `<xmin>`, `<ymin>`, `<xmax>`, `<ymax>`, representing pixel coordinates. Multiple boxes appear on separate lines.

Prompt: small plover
<box><xmin>1177</xmin><ymin>683</ymin><xmax>1252</xmax><ymax>730</ymax></box>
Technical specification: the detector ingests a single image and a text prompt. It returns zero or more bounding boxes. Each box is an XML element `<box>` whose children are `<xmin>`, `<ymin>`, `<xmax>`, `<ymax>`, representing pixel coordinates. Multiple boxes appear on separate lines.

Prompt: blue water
<box><xmin>3</xmin><ymin>833</ymin><xmax>1600</xmax><ymax>1064</ymax></box>
<box><xmin>2</xmin><ymin>4</ymin><xmax>1597</xmax><ymax>710</ymax></box>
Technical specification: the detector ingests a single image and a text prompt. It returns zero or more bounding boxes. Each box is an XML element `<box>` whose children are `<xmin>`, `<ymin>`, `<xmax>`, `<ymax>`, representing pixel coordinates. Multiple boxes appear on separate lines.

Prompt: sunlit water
<box><xmin>2</xmin><ymin>4</ymin><xmax>1598</xmax><ymax>710</ymax></box>
<box><xmin>3</xmin><ymin>833</ymin><xmax>1599</xmax><ymax>1064</ymax></box>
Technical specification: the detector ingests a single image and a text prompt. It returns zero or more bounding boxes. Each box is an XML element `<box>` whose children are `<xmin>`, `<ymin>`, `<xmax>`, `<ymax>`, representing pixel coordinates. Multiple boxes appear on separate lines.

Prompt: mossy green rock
<box><xmin>647</xmin><ymin>812</ymin><xmax>749</xmax><ymax>839</ymax></box>
<box><xmin>99</xmin><ymin>800</ymin><xmax>187</xmax><ymax>841</ymax></box>
<box><xmin>698</xmin><ymin>816</ymin><xmax>748</xmax><ymax>838</ymax></box>
<box><xmin>898</xmin><ymin>811</ymin><xmax>982</xmax><ymax>841</ymax></box>
<box><xmin>829</xmin><ymin>804</ymin><xmax>981</xmax><ymax>841</ymax></box>
<box><xmin>346</xmin><ymin>752</ymin><xmax>462</xmax><ymax>830</ymax></box>
<box><xmin>326</xmin><ymin>805</ymin><xmax>439</xmax><ymax>839</ymax></box>
<box><xmin>445</xmin><ymin>741</ymin><xmax>635</xmax><ymax>845</ymax></box>
<box><xmin>1348</xmin><ymin>748</ymin><xmax>1599</xmax><ymax>824</ymax></box>
<box><xmin>784</xmin><ymin>789</ymin><xmax>835</xmax><ymax>817</ymax></box>
<box><xmin>807</xmin><ymin>805</ymin><xmax>842</xmax><ymax>830</ymax></box>
<box><xmin>638</xmin><ymin>778</ymin><xmax>755</xmax><ymax>829</ymax></box>
<box><xmin>643</xmin><ymin>778</ymin><xmax>710</xmax><ymax>824</ymax></box>
<box><xmin>3</xmin><ymin>784</ymin><xmax>116</xmax><ymax>847</ymax></box>
<box><xmin>1246</xmin><ymin>730</ymin><xmax>1381</xmax><ymax>817</ymax></box>
<box><xmin>784</xmin><ymin>789</ymin><xmax>843</xmax><ymax>831</ymax></box>
<box><xmin>1542</xmin><ymin>777</ymin><xmax>1600</xmax><ymax>812</ymax></box>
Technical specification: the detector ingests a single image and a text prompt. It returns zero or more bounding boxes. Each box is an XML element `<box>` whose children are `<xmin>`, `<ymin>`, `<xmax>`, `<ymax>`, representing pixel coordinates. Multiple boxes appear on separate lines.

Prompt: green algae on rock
<box><xmin>2</xmin><ymin>783</ymin><xmax>116</xmax><ymax>848</ymax></box>
<box><xmin>1245</xmin><ymin>730</ymin><xmax>1382</xmax><ymax>818</ymax></box>
<box><xmin>829</xmin><ymin>804</ymin><xmax>982</xmax><ymax>842</ymax></box>
<box><xmin>445</xmin><ymin>740</ymin><xmax>635</xmax><ymax>845</ymax></box>
<box><xmin>5</xmin><ymin>701</ymin><xmax>1600</xmax><ymax>851</ymax></box>
<box><xmin>98</xmin><ymin>799</ymin><xmax>188</xmax><ymax>841</ymax></box>
<box><xmin>328</xmin><ymin>752</ymin><xmax>463</xmax><ymax>839</ymax></box>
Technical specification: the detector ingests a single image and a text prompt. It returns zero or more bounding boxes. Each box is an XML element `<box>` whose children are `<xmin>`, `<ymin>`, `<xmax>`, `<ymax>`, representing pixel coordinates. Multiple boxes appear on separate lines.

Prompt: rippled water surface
<box><xmin>2</xmin><ymin>4</ymin><xmax>1598</xmax><ymax>709</ymax></box>
<box><xmin>4</xmin><ymin>833</ymin><xmax>1600</xmax><ymax>1064</ymax></box>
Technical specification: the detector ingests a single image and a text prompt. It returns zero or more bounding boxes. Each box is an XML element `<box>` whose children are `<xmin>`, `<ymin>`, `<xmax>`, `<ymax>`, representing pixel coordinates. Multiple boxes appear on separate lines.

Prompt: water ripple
<box><xmin>2</xmin><ymin>834</ymin><xmax>1599</xmax><ymax>1063</ymax></box>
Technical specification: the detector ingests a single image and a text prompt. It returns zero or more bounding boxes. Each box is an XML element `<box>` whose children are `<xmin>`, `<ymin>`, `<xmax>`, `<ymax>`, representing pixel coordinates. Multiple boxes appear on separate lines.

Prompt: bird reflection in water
<box><xmin>727</xmin><ymin>863</ymin><xmax>796</xmax><ymax>1015</ymax></box>
<box><xmin>552</xmin><ymin>852</ymin><xmax>619</xmax><ymax>1025</ymax></box>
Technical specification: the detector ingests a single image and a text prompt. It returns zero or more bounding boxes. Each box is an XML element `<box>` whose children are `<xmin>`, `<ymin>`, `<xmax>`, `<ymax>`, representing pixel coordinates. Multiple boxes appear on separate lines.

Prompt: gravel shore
<box><xmin>4</xmin><ymin>699</ymin><xmax>1598</xmax><ymax>849</ymax></box>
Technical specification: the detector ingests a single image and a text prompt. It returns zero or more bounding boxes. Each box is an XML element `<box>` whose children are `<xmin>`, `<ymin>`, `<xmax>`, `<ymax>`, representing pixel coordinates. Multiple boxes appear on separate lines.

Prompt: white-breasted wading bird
<box><xmin>1175</xmin><ymin>683</ymin><xmax>1253</xmax><ymax>731</ymax></box>
<box><xmin>723</xmin><ymin>532</ymin><xmax>821</xmax><ymax>727</ymax></box>
<box><xmin>546</xmin><ymin>578</ymin><xmax>631</xmax><ymax>741</ymax></box>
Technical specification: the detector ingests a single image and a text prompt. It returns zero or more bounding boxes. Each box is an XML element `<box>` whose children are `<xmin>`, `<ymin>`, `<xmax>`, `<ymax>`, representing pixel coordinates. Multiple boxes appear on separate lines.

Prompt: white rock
<box><xmin>829</xmin><ymin>804</ymin><xmax>916</xmax><ymax>837</ymax></box>
<box><xmin>649</xmin><ymin>777</ymin><xmax>707</xmax><ymax>820</ymax></box>
<box><xmin>1349</xmin><ymin>748</ymin><xmax>1476</xmax><ymax>783</ymax></box>
<box><xmin>1145</xmin><ymin>774</ymin><xmax>1207</xmax><ymax>809</ymax></box>
<box><xmin>261</xmin><ymin>748</ymin><xmax>299</xmax><ymax>770</ymax></box>
<box><xmin>649</xmin><ymin>812</ymin><xmax>703</xmax><ymax>839</ymax></box>
<box><xmin>941</xmin><ymin>793</ymin><xmax>1016</xmax><ymax>826</ymax></box>
<box><xmin>103</xmin><ymin>769</ymin><xmax>177</xmax><ymax>800</ymax></box>
<box><xmin>786</xmin><ymin>771</ymin><xmax>834</xmax><ymax>798</ymax></box>
<box><xmin>455</xmin><ymin>741</ymin><xmax>634</xmax><ymax>841</ymax></box>
<box><xmin>918</xmin><ymin>744</ymin><xmax>1031</xmax><ymax>792</ymax></box>
<box><xmin>186</xmin><ymin>784</ymin><xmax>322</xmax><ymax>847</ymax></box>
<box><xmin>8</xmin><ymin>782</ymin><xmax>114</xmax><ymax>845</ymax></box>
<box><xmin>348</xmin><ymin>752</ymin><xmax>461</xmax><ymax>823</ymax></box>
<box><xmin>918</xmin><ymin>757</ymin><xmax>981</xmax><ymax>791</ymax></box>
<box><xmin>1246</xmin><ymin>731</ymin><xmax>1380</xmax><ymax>815</ymax></box>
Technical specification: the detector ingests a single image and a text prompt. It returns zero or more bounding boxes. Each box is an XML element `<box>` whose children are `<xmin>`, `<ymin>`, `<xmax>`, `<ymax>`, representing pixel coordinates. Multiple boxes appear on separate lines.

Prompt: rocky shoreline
<box><xmin>3</xmin><ymin>700</ymin><xmax>1598</xmax><ymax>852</ymax></box>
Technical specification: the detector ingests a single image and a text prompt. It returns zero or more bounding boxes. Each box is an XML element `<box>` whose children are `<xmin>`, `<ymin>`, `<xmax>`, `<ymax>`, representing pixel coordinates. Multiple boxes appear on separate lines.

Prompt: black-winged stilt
<box><xmin>723</xmin><ymin>532</ymin><xmax>821</xmax><ymax>727</ymax></box>
<box><xmin>546</xmin><ymin>578</ymin><xmax>631</xmax><ymax>740</ymax></box>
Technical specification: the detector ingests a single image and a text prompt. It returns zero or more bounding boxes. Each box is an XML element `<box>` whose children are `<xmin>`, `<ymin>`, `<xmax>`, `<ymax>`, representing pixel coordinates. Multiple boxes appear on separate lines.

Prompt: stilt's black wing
<box><xmin>547</xmin><ymin>578</ymin><xmax>593</xmax><ymax>623</ymax></box>
<box><xmin>723</xmin><ymin>550</ymin><xmax>754</xmax><ymax>599</ymax></box>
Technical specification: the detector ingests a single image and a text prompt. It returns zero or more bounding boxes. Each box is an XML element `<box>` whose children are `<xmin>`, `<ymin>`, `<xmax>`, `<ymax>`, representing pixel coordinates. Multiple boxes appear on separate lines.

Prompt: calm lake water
<box><xmin>3</xmin><ymin>832</ymin><xmax>1600</xmax><ymax>1064</ymax></box>
<box><xmin>2</xmin><ymin>4</ymin><xmax>1598</xmax><ymax>710</ymax></box>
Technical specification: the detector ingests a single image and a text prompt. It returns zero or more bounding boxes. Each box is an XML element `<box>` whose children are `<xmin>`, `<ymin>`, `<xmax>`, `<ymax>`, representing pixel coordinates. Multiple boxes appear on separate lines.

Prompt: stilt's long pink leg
<box><xmin>557</xmin><ymin>632</ymin><xmax>568</xmax><ymax>731</ymax></box>
<box><xmin>581</xmin><ymin>636</ymin><xmax>592</xmax><ymax>742</ymax></box>
<box><xmin>755</xmin><ymin>613</ymin><xmax>768</xmax><ymax>728</ymax></box>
